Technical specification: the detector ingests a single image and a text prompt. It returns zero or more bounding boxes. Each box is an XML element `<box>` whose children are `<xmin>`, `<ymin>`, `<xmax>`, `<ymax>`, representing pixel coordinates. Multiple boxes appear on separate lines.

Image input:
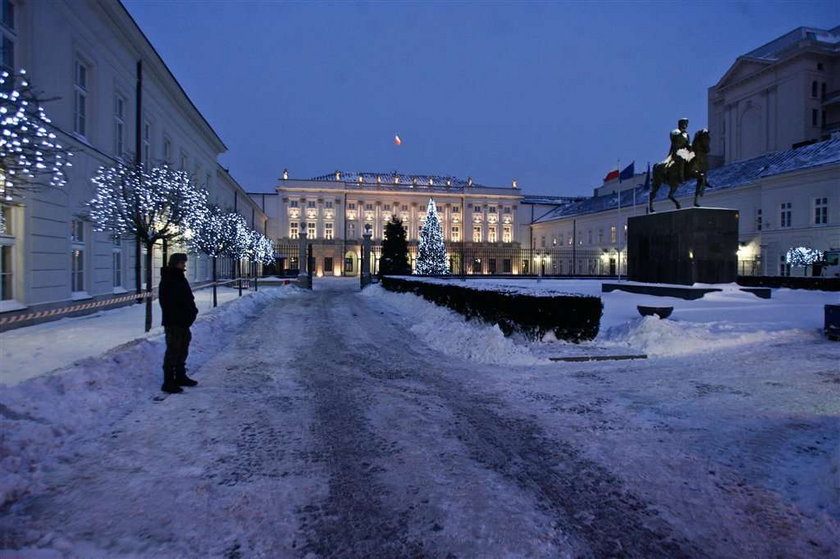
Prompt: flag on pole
<box><xmin>619</xmin><ymin>161</ymin><xmax>635</xmax><ymax>182</ymax></box>
<box><xmin>604</xmin><ymin>168</ymin><xmax>619</xmax><ymax>182</ymax></box>
<box><xmin>394</xmin><ymin>134</ymin><xmax>402</xmax><ymax>146</ymax></box>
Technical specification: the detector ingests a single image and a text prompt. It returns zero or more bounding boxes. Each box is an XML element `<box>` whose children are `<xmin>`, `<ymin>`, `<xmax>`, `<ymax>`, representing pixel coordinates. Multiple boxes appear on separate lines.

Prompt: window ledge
<box><xmin>71</xmin><ymin>291</ymin><xmax>92</xmax><ymax>301</ymax></box>
<box><xmin>0</xmin><ymin>300</ymin><xmax>27</xmax><ymax>313</ymax></box>
<box><xmin>113</xmin><ymin>287</ymin><xmax>128</xmax><ymax>294</ymax></box>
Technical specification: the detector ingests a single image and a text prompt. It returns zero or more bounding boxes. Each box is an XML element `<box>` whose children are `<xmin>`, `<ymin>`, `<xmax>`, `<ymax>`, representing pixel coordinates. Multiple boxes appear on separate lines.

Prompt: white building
<box><xmin>0</xmin><ymin>0</ymin><xmax>265</xmax><ymax>322</ymax></box>
<box><xmin>708</xmin><ymin>25</ymin><xmax>840</xmax><ymax>166</ymax></box>
<box><xmin>532</xmin><ymin>138</ymin><xmax>840</xmax><ymax>277</ymax></box>
<box><xmin>251</xmin><ymin>172</ymin><xmax>572</xmax><ymax>276</ymax></box>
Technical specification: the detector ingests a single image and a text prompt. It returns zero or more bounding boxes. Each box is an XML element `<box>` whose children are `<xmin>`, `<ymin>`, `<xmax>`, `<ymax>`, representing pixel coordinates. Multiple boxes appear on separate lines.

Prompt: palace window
<box><xmin>70</xmin><ymin>219</ymin><xmax>85</xmax><ymax>293</ymax></box>
<box><xmin>488</xmin><ymin>206</ymin><xmax>497</xmax><ymax>214</ymax></box>
<box><xmin>324</xmin><ymin>257</ymin><xmax>333</xmax><ymax>274</ymax></box>
<box><xmin>289</xmin><ymin>221</ymin><xmax>298</xmax><ymax>239</ymax></box>
<box><xmin>489</xmin><ymin>258</ymin><xmax>497</xmax><ymax>274</ymax></box>
<box><xmin>503</xmin><ymin>207</ymin><xmax>511</xmax><ymax>214</ymax></box>
<box><xmin>348</xmin><ymin>203</ymin><xmax>356</xmax><ymax>210</ymax></box>
<box><xmin>289</xmin><ymin>200</ymin><xmax>299</xmax><ymax>208</ymax></box>
<box><xmin>143</xmin><ymin>120</ymin><xmax>152</xmax><ymax>166</ymax></box>
<box><xmin>325</xmin><ymin>201</ymin><xmax>333</xmax><ymax>209</ymax></box>
<box><xmin>348</xmin><ymin>222</ymin><xmax>356</xmax><ymax>239</ymax></box>
<box><xmin>452</xmin><ymin>206</ymin><xmax>459</xmax><ymax>213</ymax></box>
<box><xmin>502</xmin><ymin>224</ymin><xmax>512</xmax><ymax>243</ymax></box>
<box><xmin>324</xmin><ymin>222</ymin><xmax>334</xmax><ymax>240</ymax></box>
<box><xmin>307</xmin><ymin>222</ymin><xmax>316</xmax><ymax>239</ymax></box>
<box><xmin>780</xmin><ymin>202</ymin><xmax>792</xmax><ymax>228</ymax></box>
<box><xmin>114</xmin><ymin>95</ymin><xmax>125</xmax><ymax>158</ymax></box>
<box><xmin>473</xmin><ymin>225</ymin><xmax>482</xmax><ymax>243</ymax></box>
<box><xmin>1</xmin><ymin>205</ymin><xmax>14</xmax><ymax>302</ymax></box>
<box><xmin>112</xmin><ymin>250</ymin><xmax>122</xmax><ymax>288</ymax></box>
<box><xmin>382</xmin><ymin>204</ymin><xmax>391</xmax><ymax>212</ymax></box>
<box><xmin>488</xmin><ymin>226</ymin><xmax>497</xmax><ymax>243</ymax></box>
<box><xmin>812</xmin><ymin>109</ymin><xmax>818</xmax><ymax>127</ymax></box>
<box><xmin>451</xmin><ymin>225</ymin><xmax>460</xmax><ymax>242</ymax></box>
<box><xmin>365</xmin><ymin>203</ymin><xmax>373</xmax><ymax>211</ymax></box>
<box><xmin>540</xmin><ymin>235</ymin><xmax>546</xmax><ymax>248</ymax></box>
<box><xmin>610</xmin><ymin>226</ymin><xmax>617</xmax><ymax>243</ymax></box>
<box><xmin>163</xmin><ymin>137</ymin><xmax>172</xmax><ymax>164</ymax></box>
<box><xmin>74</xmin><ymin>61</ymin><xmax>88</xmax><ymax>137</ymax></box>
<box><xmin>755</xmin><ymin>208</ymin><xmax>762</xmax><ymax>231</ymax></box>
<box><xmin>598</xmin><ymin>228</ymin><xmax>604</xmax><ymax>244</ymax></box>
<box><xmin>814</xmin><ymin>197</ymin><xmax>828</xmax><ymax>225</ymax></box>
<box><xmin>587</xmin><ymin>230</ymin><xmax>592</xmax><ymax>245</ymax></box>
<box><xmin>307</xmin><ymin>201</ymin><xmax>316</xmax><ymax>208</ymax></box>
<box><xmin>812</xmin><ymin>81</ymin><xmax>818</xmax><ymax>98</ymax></box>
<box><xmin>503</xmin><ymin>259</ymin><xmax>512</xmax><ymax>273</ymax></box>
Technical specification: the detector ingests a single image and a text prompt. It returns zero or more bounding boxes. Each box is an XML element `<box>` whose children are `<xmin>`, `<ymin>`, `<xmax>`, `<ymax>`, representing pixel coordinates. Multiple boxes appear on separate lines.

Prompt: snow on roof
<box><xmin>310</xmin><ymin>171</ymin><xmax>485</xmax><ymax>188</ymax></box>
<box><xmin>744</xmin><ymin>25</ymin><xmax>840</xmax><ymax>60</ymax></box>
<box><xmin>534</xmin><ymin>138</ymin><xmax>840</xmax><ymax>224</ymax></box>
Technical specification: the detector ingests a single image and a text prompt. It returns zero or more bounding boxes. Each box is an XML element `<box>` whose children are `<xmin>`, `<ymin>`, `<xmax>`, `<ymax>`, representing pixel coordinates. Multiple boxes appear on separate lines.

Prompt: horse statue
<box><xmin>648</xmin><ymin>128</ymin><xmax>711</xmax><ymax>212</ymax></box>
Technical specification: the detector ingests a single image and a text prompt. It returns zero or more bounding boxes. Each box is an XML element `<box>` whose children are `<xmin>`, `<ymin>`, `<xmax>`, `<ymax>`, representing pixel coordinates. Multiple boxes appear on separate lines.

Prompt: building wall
<box><xmin>708</xmin><ymin>29</ymin><xmax>840</xmax><ymax>165</ymax></box>
<box><xmin>1</xmin><ymin>0</ymin><xmax>265</xmax><ymax>315</ymax></box>
<box><xmin>531</xmin><ymin>163</ymin><xmax>840</xmax><ymax>277</ymax></box>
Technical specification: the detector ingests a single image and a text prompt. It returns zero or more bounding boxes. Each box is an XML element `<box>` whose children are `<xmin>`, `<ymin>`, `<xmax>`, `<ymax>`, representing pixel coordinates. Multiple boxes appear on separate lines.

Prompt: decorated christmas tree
<box><xmin>415</xmin><ymin>198</ymin><xmax>449</xmax><ymax>275</ymax></box>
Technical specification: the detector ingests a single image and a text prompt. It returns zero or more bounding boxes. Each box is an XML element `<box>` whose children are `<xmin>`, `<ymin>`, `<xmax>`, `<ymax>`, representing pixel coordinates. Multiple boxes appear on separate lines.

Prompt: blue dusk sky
<box><xmin>122</xmin><ymin>0</ymin><xmax>838</xmax><ymax>197</ymax></box>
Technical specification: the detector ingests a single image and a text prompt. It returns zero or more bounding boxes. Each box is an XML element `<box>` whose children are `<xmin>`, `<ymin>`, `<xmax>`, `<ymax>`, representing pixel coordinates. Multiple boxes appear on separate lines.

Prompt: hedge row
<box><xmin>737</xmin><ymin>276</ymin><xmax>840</xmax><ymax>291</ymax></box>
<box><xmin>381</xmin><ymin>277</ymin><xmax>603</xmax><ymax>342</ymax></box>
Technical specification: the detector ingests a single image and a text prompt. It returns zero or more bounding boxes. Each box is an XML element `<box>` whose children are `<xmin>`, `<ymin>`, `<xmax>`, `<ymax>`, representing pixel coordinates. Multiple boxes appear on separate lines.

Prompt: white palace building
<box><xmin>0</xmin><ymin>4</ymin><xmax>838</xmax><ymax>328</ymax></box>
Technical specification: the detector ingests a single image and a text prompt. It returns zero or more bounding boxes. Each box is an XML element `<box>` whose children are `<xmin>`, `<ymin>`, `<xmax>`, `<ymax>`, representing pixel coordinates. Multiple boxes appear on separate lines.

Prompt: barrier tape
<box><xmin>0</xmin><ymin>292</ymin><xmax>152</xmax><ymax>326</ymax></box>
<box><xmin>1</xmin><ymin>278</ymin><xmax>265</xmax><ymax>328</ymax></box>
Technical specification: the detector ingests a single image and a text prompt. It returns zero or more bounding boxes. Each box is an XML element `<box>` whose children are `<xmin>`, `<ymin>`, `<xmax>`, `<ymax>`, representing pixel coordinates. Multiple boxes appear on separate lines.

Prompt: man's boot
<box><xmin>175</xmin><ymin>365</ymin><xmax>198</xmax><ymax>387</ymax></box>
<box><xmin>161</xmin><ymin>368</ymin><xmax>184</xmax><ymax>394</ymax></box>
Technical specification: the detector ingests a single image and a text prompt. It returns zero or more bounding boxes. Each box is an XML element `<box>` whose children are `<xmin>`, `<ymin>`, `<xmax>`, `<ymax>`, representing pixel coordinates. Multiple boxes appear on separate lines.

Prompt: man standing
<box><xmin>159</xmin><ymin>253</ymin><xmax>199</xmax><ymax>393</ymax></box>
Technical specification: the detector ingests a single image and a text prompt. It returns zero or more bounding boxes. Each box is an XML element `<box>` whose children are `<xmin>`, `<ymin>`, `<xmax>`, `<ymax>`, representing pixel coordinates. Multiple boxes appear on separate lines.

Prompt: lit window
<box><xmin>70</xmin><ymin>219</ymin><xmax>85</xmax><ymax>293</ymax></box>
<box><xmin>502</xmin><ymin>225</ymin><xmax>512</xmax><ymax>243</ymax></box>
<box><xmin>610</xmin><ymin>226</ymin><xmax>617</xmax><ymax>243</ymax></box>
<box><xmin>325</xmin><ymin>222</ymin><xmax>334</xmax><ymax>240</ymax></box>
<box><xmin>451</xmin><ymin>225</ymin><xmax>460</xmax><ymax>242</ymax></box>
<box><xmin>472</xmin><ymin>225</ymin><xmax>482</xmax><ymax>243</ymax></box>
<box><xmin>307</xmin><ymin>222</ymin><xmax>316</xmax><ymax>239</ymax></box>
<box><xmin>289</xmin><ymin>222</ymin><xmax>298</xmax><ymax>239</ymax></box>
<box><xmin>488</xmin><ymin>226</ymin><xmax>497</xmax><ymax>243</ymax></box>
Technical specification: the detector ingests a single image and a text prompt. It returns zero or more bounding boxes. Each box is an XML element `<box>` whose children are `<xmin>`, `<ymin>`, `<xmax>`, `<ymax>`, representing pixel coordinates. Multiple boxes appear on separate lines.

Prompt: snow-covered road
<box><xmin>2</xmin><ymin>280</ymin><xmax>838</xmax><ymax>558</ymax></box>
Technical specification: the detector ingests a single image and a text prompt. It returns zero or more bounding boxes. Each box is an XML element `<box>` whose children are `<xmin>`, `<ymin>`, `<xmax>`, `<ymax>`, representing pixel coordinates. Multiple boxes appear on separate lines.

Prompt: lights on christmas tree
<box><xmin>415</xmin><ymin>198</ymin><xmax>449</xmax><ymax>275</ymax></box>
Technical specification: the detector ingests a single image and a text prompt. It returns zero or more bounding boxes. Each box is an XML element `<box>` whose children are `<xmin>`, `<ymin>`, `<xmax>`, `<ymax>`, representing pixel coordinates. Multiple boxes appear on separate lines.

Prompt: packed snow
<box><xmin>1</xmin><ymin>277</ymin><xmax>837</xmax><ymax>557</ymax></box>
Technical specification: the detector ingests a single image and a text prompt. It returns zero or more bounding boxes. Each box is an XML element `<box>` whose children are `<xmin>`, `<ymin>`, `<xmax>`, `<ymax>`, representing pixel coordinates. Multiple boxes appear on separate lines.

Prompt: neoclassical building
<box><xmin>250</xmin><ymin>172</ymin><xmax>574</xmax><ymax>276</ymax></box>
<box><xmin>0</xmin><ymin>0</ymin><xmax>265</xmax><ymax>319</ymax></box>
<box><xmin>708</xmin><ymin>25</ymin><xmax>839</xmax><ymax>166</ymax></box>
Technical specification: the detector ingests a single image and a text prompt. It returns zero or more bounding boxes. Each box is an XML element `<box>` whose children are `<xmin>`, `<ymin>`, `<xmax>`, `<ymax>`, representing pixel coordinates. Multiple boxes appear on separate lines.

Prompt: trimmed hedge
<box><xmin>381</xmin><ymin>277</ymin><xmax>603</xmax><ymax>342</ymax></box>
<box><xmin>737</xmin><ymin>276</ymin><xmax>840</xmax><ymax>291</ymax></box>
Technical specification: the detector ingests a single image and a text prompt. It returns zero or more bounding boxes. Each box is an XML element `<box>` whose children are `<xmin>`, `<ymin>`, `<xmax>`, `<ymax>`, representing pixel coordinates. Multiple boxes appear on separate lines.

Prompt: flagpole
<box><xmin>617</xmin><ymin>159</ymin><xmax>621</xmax><ymax>281</ymax></box>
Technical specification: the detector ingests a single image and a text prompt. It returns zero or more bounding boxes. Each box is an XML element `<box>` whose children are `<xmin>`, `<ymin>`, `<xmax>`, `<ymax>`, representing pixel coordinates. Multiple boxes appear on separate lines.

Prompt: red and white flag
<box><xmin>394</xmin><ymin>134</ymin><xmax>402</xmax><ymax>146</ymax></box>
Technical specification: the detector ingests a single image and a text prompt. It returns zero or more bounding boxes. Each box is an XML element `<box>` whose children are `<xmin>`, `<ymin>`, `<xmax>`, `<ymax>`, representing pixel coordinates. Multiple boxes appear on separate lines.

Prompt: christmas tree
<box><xmin>416</xmin><ymin>198</ymin><xmax>449</xmax><ymax>275</ymax></box>
<box><xmin>380</xmin><ymin>216</ymin><xmax>411</xmax><ymax>276</ymax></box>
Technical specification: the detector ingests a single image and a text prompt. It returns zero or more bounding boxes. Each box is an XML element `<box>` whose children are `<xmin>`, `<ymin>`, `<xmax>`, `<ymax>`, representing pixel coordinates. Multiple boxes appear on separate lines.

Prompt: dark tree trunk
<box><xmin>135</xmin><ymin>237</ymin><xmax>142</xmax><ymax>302</ymax></box>
<box><xmin>212</xmin><ymin>256</ymin><xmax>218</xmax><ymax>308</ymax></box>
<box><xmin>144</xmin><ymin>240</ymin><xmax>154</xmax><ymax>332</ymax></box>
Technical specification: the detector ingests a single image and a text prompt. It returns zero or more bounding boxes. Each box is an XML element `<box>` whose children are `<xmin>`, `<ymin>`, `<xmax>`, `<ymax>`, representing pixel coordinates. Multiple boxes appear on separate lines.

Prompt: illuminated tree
<box><xmin>187</xmin><ymin>204</ymin><xmax>249</xmax><ymax>307</ymax></box>
<box><xmin>0</xmin><ymin>70</ymin><xmax>73</xmax><ymax>232</ymax></box>
<box><xmin>416</xmin><ymin>198</ymin><xmax>449</xmax><ymax>275</ymax></box>
<box><xmin>89</xmin><ymin>164</ymin><xmax>208</xmax><ymax>330</ymax></box>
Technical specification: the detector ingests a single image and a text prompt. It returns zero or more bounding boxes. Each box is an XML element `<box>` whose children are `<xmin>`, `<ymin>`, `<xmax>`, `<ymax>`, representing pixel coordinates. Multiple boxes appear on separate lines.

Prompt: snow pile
<box><xmin>599</xmin><ymin>315</ymin><xmax>817</xmax><ymax>357</ymax></box>
<box><xmin>0</xmin><ymin>286</ymin><xmax>300</xmax><ymax>506</ymax></box>
<box><xmin>361</xmin><ymin>285</ymin><xmax>545</xmax><ymax>366</ymax></box>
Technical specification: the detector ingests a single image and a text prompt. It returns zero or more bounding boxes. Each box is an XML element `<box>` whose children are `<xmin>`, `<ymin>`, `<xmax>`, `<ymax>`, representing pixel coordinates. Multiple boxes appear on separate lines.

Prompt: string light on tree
<box><xmin>415</xmin><ymin>198</ymin><xmax>449</xmax><ymax>275</ymax></box>
<box><xmin>88</xmin><ymin>164</ymin><xmax>208</xmax><ymax>330</ymax></box>
<box><xmin>0</xmin><ymin>70</ymin><xmax>73</xmax><ymax>232</ymax></box>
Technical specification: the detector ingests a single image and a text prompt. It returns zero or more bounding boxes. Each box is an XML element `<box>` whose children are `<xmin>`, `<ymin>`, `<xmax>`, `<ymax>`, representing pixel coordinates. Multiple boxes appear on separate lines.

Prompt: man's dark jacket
<box><xmin>159</xmin><ymin>267</ymin><xmax>198</xmax><ymax>327</ymax></box>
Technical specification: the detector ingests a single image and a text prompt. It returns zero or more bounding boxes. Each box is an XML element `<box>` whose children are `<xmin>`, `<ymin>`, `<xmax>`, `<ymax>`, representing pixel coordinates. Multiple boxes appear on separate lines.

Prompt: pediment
<box><xmin>714</xmin><ymin>57</ymin><xmax>772</xmax><ymax>89</ymax></box>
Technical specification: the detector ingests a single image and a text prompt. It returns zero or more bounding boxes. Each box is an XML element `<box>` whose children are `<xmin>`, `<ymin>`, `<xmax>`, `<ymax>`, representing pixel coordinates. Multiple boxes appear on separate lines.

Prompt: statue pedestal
<box><xmin>627</xmin><ymin>208</ymin><xmax>738</xmax><ymax>285</ymax></box>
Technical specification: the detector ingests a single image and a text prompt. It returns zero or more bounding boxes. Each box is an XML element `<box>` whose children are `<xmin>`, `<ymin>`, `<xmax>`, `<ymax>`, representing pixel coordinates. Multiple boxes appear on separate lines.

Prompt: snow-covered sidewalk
<box><xmin>1</xmin><ymin>285</ymin><xmax>256</xmax><ymax>386</ymax></box>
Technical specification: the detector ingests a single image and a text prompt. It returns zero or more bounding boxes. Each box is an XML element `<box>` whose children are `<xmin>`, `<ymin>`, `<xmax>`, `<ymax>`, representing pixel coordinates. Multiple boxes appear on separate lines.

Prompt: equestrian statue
<box><xmin>648</xmin><ymin>118</ymin><xmax>711</xmax><ymax>212</ymax></box>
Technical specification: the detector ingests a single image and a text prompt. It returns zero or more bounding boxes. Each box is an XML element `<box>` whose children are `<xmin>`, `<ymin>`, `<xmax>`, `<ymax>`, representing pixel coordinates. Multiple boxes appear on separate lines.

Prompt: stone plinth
<box><xmin>627</xmin><ymin>208</ymin><xmax>738</xmax><ymax>285</ymax></box>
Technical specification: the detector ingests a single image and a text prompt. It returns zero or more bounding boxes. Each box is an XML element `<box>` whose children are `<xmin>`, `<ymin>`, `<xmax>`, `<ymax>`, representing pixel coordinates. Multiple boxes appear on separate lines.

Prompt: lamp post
<box><xmin>298</xmin><ymin>223</ymin><xmax>310</xmax><ymax>289</ymax></box>
<box><xmin>361</xmin><ymin>223</ymin><xmax>372</xmax><ymax>289</ymax></box>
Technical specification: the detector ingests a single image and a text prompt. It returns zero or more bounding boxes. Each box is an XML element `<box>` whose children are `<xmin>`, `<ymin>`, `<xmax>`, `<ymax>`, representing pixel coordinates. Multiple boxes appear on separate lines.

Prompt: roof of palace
<box><xmin>534</xmin><ymin>137</ymin><xmax>840</xmax><ymax>224</ymax></box>
<box><xmin>744</xmin><ymin>25</ymin><xmax>840</xmax><ymax>61</ymax></box>
<box><xmin>309</xmin><ymin>171</ymin><xmax>486</xmax><ymax>188</ymax></box>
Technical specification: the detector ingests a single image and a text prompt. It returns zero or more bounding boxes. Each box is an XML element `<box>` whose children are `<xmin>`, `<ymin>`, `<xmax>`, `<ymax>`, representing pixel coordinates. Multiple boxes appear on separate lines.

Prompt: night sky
<box><xmin>122</xmin><ymin>1</ymin><xmax>838</xmax><ymax>196</ymax></box>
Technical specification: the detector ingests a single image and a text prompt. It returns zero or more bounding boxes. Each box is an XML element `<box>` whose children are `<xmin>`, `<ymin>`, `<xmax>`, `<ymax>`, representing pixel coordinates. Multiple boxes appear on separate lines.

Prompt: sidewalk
<box><xmin>0</xmin><ymin>286</ymin><xmax>249</xmax><ymax>386</ymax></box>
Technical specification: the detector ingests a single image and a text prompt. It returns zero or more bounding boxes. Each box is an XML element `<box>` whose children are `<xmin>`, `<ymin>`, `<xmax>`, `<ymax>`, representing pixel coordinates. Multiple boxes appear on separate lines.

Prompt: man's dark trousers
<box><xmin>163</xmin><ymin>325</ymin><xmax>192</xmax><ymax>377</ymax></box>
